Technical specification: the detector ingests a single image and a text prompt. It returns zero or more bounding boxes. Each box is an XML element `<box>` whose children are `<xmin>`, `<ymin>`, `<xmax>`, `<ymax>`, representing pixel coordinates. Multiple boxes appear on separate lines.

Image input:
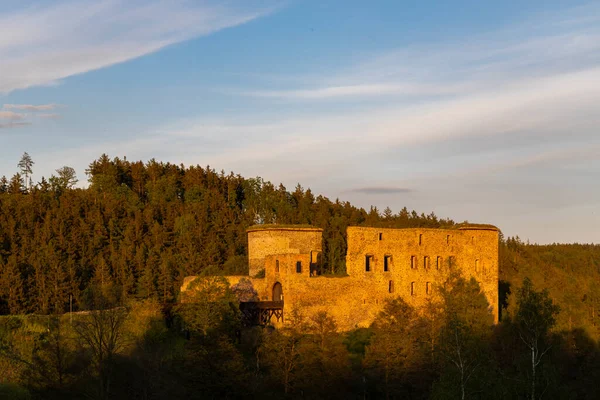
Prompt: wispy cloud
<box><xmin>238</xmin><ymin>4</ymin><xmax>600</xmax><ymax>101</ymax></box>
<box><xmin>240</xmin><ymin>83</ymin><xmax>471</xmax><ymax>99</ymax></box>
<box><xmin>0</xmin><ymin>104</ymin><xmax>63</xmax><ymax>126</ymax></box>
<box><xmin>0</xmin><ymin>122</ymin><xmax>31</xmax><ymax>129</ymax></box>
<box><xmin>3</xmin><ymin>104</ymin><xmax>62</xmax><ymax>111</ymax></box>
<box><xmin>0</xmin><ymin>111</ymin><xmax>25</xmax><ymax>120</ymax></box>
<box><xmin>0</xmin><ymin>1</ymin><xmax>277</xmax><ymax>93</ymax></box>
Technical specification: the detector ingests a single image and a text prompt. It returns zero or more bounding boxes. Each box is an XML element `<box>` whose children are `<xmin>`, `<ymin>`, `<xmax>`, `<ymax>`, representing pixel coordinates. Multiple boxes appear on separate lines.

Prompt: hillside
<box><xmin>0</xmin><ymin>155</ymin><xmax>451</xmax><ymax>315</ymax></box>
<box><xmin>1</xmin><ymin>155</ymin><xmax>600</xmax><ymax>340</ymax></box>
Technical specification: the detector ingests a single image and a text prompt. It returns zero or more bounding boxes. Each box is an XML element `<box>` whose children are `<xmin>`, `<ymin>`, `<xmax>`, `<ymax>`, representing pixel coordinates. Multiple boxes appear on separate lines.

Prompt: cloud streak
<box><xmin>0</xmin><ymin>111</ymin><xmax>25</xmax><ymax>120</ymax></box>
<box><xmin>0</xmin><ymin>1</ymin><xmax>276</xmax><ymax>93</ymax></box>
<box><xmin>0</xmin><ymin>122</ymin><xmax>31</xmax><ymax>129</ymax></box>
<box><xmin>239</xmin><ymin>4</ymin><xmax>600</xmax><ymax>101</ymax></box>
<box><xmin>3</xmin><ymin>104</ymin><xmax>62</xmax><ymax>111</ymax></box>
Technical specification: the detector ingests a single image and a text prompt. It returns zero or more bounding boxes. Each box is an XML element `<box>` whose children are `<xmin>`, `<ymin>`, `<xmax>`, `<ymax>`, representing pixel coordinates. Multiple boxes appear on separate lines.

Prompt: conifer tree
<box><xmin>17</xmin><ymin>152</ymin><xmax>34</xmax><ymax>191</ymax></box>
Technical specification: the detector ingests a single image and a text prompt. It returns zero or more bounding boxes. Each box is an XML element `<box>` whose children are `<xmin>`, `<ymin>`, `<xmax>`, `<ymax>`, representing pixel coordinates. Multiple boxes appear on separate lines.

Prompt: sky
<box><xmin>1</xmin><ymin>0</ymin><xmax>599</xmax><ymax>244</ymax></box>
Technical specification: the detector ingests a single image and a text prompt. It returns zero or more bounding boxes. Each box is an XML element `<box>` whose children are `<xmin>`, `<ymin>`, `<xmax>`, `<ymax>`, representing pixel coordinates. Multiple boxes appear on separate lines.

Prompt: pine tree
<box><xmin>17</xmin><ymin>152</ymin><xmax>34</xmax><ymax>191</ymax></box>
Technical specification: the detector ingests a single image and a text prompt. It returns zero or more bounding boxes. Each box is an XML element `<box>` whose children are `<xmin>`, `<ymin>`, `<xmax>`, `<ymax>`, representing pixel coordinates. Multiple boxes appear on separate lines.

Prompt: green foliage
<box><xmin>175</xmin><ymin>276</ymin><xmax>239</xmax><ymax>338</ymax></box>
<box><xmin>0</xmin><ymin>155</ymin><xmax>453</xmax><ymax>315</ymax></box>
<box><xmin>0</xmin><ymin>383</ymin><xmax>31</xmax><ymax>400</ymax></box>
<box><xmin>500</xmin><ymin>237</ymin><xmax>600</xmax><ymax>339</ymax></box>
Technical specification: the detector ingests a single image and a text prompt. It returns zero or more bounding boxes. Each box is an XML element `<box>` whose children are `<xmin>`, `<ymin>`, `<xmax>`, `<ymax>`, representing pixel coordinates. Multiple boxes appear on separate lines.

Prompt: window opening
<box><xmin>389</xmin><ymin>280</ymin><xmax>394</xmax><ymax>293</ymax></box>
<box><xmin>379</xmin><ymin>232</ymin><xmax>383</xmax><ymax>241</ymax></box>
<box><xmin>275</xmin><ymin>260</ymin><xmax>280</xmax><ymax>273</ymax></box>
<box><xmin>446</xmin><ymin>235</ymin><xmax>450</xmax><ymax>244</ymax></box>
<box><xmin>296</xmin><ymin>261</ymin><xmax>302</xmax><ymax>273</ymax></box>
<box><xmin>424</xmin><ymin>256</ymin><xmax>429</xmax><ymax>269</ymax></box>
<box><xmin>366</xmin><ymin>255</ymin><xmax>374</xmax><ymax>272</ymax></box>
<box><xmin>411</xmin><ymin>282</ymin><xmax>416</xmax><ymax>296</ymax></box>
<box><xmin>411</xmin><ymin>256</ymin><xmax>417</xmax><ymax>269</ymax></box>
<box><xmin>419</xmin><ymin>234</ymin><xmax>423</xmax><ymax>245</ymax></box>
<box><xmin>426</xmin><ymin>282</ymin><xmax>431</xmax><ymax>295</ymax></box>
<box><xmin>384</xmin><ymin>255</ymin><xmax>391</xmax><ymax>272</ymax></box>
<box><xmin>436</xmin><ymin>256</ymin><xmax>441</xmax><ymax>269</ymax></box>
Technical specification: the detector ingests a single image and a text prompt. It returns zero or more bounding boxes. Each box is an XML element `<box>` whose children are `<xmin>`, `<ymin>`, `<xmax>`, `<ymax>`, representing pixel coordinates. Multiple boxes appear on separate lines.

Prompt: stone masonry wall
<box><xmin>345</xmin><ymin>226</ymin><xmax>499</xmax><ymax>323</ymax></box>
<box><xmin>247</xmin><ymin>226</ymin><xmax>323</xmax><ymax>277</ymax></box>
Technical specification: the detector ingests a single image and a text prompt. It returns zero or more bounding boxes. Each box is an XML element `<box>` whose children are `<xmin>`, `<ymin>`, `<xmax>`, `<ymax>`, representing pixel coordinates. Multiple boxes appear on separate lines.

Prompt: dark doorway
<box><xmin>273</xmin><ymin>282</ymin><xmax>283</xmax><ymax>302</ymax></box>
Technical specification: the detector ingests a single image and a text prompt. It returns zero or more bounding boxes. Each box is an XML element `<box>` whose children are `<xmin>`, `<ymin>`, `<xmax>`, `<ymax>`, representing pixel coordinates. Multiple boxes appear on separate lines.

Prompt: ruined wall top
<box><xmin>247</xmin><ymin>224</ymin><xmax>324</xmax><ymax>233</ymax></box>
<box><xmin>247</xmin><ymin>225</ymin><xmax>323</xmax><ymax>277</ymax></box>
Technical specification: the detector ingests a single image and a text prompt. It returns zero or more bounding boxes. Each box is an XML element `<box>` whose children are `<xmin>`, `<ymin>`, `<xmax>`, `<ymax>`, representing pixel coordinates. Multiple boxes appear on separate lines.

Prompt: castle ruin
<box><xmin>181</xmin><ymin>224</ymin><xmax>499</xmax><ymax>331</ymax></box>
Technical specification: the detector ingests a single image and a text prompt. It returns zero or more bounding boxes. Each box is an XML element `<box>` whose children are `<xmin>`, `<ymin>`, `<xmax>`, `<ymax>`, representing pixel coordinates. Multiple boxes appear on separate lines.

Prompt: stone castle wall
<box><xmin>345</xmin><ymin>226</ymin><xmax>499</xmax><ymax>323</ymax></box>
<box><xmin>181</xmin><ymin>224</ymin><xmax>499</xmax><ymax>331</ymax></box>
<box><xmin>247</xmin><ymin>226</ymin><xmax>323</xmax><ymax>277</ymax></box>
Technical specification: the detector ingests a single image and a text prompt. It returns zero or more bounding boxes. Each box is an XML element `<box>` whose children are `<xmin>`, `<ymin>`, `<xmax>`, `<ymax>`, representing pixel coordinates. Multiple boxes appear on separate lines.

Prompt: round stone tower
<box><xmin>247</xmin><ymin>225</ymin><xmax>323</xmax><ymax>277</ymax></box>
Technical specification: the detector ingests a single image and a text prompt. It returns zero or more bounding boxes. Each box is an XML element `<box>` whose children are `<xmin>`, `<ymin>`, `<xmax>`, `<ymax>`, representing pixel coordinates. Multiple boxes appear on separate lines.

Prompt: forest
<box><xmin>1</xmin><ymin>154</ymin><xmax>600</xmax><ymax>399</ymax></box>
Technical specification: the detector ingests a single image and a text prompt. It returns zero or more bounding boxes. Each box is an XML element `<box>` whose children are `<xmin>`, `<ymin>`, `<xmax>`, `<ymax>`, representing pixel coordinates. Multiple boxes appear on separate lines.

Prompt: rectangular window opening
<box><xmin>426</xmin><ymin>282</ymin><xmax>431</xmax><ymax>295</ymax></box>
<box><xmin>366</xmin><ymin>255</ymin><xmax>373</xmax><ymax>272</ymax></box>
<box><xmin>275</xmin><ymin>260</ymin><xmax>280</xmax><ymax>273</ymax></box>
<box><xmin>389</xmin><ymin>280</ymin><xmax>394</xmax><ymax>293</ymax></box>
<box><xmin>411</xmin><ymin>255</ymin><xmax>417</xmax><ymax>269</ymax></box>
<box><xmin>436</xmin><ymin>256</ymin><xmax>441</xmax><ymax>270</ymax></box>
<box><xmin>475</xmin><ymin>259</ymin><xmax>480</xmax><ymax>273</ymax></box>
<box><xmin>419</xmin><ymin>234</ymin><xmax>423</xmax><ymax>245</ymax></box>
<box><xmin>384</xmin><ymin>255</ymin><xmax>391</xmax><ymax>272</ymax></box>
<box><xmin>446</xmin><ymin>235</ymin><xmax>450</xmax><ymax>244</ymax></box>
<box><xmin>411</xmin><ymin>282</ymin><xmax>416</xmax><ymax>296</ymax></box>
<box><xmin>296</xmin><ymin>261</ymin><xmax>302</xmax><ymax>273</ymax></box>
<box><xmin>379</xmin><ymin>232</ymin><xmax>383</xmax><ymax>241</ymax></box>
<box><xmin>424</xmin><ymin>256</ymin><xmax>429</xmax><ymax>269</ymax></box>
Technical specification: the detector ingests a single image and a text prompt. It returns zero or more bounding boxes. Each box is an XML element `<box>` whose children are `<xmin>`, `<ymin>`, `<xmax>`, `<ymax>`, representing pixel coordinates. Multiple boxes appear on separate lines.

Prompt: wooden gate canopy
<box><xmin>239</xmin><ymin>301</ymin><xmax>284</xmax><ymax>326</ymax></box>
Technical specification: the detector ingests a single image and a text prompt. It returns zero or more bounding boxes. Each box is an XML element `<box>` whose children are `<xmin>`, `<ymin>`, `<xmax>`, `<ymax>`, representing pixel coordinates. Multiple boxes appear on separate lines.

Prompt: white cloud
<box><xmin>0</xmin><ymin>111</ymin><xmax>25</xmax><ymax>120</ymax></box>
<box><xmin>3</xmin><ymin>104</ymin><xmax>61</xmax><ymax>111</ymax></box>
<box><xmin>0</xmin><ymin>0</ymin><xmax>276</xmax><ymax>93</ymax></box>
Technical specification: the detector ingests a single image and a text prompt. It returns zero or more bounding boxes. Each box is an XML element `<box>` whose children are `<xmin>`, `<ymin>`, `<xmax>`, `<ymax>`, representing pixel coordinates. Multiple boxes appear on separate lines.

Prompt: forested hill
<box><xmin>0</xmin><ymin>155</ymin><xmax>452</xmax><ymax>315</ymax></box>
<box><xmin>1</xmin><ymin>155</ymin><xmax>599</xmax><ymax>339</ymax></box>
<box><xmin>500</xmin><ymin>239</ymin><xmax>600</xmax><ymax>339</ymax></box>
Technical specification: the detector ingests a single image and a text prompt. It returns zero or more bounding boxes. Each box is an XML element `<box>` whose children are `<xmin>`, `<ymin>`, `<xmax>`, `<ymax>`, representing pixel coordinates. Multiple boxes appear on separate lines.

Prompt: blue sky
<box><xmin>1</xmin><ymin>0</ymin><xmax>599</xmax><ymax>244</ymax></box>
